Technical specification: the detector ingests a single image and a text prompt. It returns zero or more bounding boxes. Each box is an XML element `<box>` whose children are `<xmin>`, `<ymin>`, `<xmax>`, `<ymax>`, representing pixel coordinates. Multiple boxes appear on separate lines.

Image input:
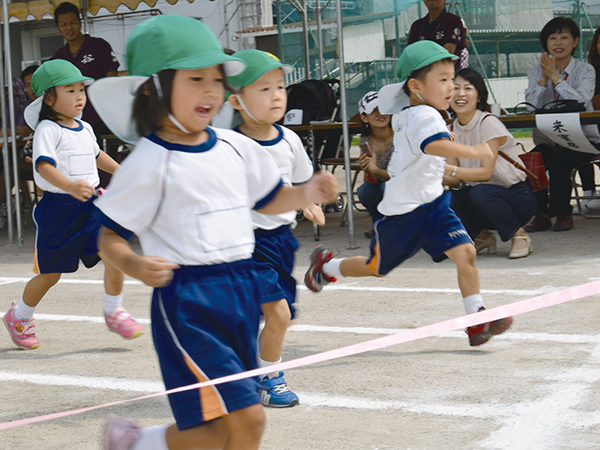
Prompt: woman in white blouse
<box><xmin>445</xmin><ymin>68</ymin><xmax>537</xmax><ymax>259</ymax></box>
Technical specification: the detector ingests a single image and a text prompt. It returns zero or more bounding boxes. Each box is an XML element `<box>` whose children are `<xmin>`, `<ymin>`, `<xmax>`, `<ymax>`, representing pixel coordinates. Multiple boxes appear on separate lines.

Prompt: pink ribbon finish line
<box><xmin>2</xmin><ymin>280</ymin><xmax>599</xmax><ymax>430</ymax></box>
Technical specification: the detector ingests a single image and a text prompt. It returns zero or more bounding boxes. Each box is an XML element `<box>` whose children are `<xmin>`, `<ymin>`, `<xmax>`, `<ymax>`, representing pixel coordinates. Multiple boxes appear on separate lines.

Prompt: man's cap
<box><xmin>396</xmin><ymin>40</ymin><xmax>458</xmax><ymax>81</ymax></box>
<box><xmin>31</xmin><ymin>59</ymin><xmax>93</xmax><ymax>97</ymax></box>
<box><xmin>126</xmin><ymin>15</ymin><xmax>245</xmax><ymax>77</ymax></box>
<box><xmin>227</xmin><ymin>49</ymin><xmax>292</xmax><ymax>90</ymax></box>
<box><xmin>24</xmin><ymin>60</ymin><xmax>93</xmax><ymax>130</ymax></box>
<box><xmin>358</xmin><ymin>91</ymin><xmax>379</xmax><ymax>115</ymax></box>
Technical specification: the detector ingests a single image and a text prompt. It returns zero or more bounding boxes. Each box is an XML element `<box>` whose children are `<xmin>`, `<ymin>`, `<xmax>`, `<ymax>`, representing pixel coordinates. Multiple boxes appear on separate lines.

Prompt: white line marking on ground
<box><xmin>28</xmin><ymin>313</ymin><xmax>600</xmax><ymax>344</ymax></box>
<box><xmin>478</xmin><ymin>341</ymin><xmax>600</xmax><ymax>450</ymax></box>
<box><xmin>0</xmin><ymin>277</ymin><xmax>554</xmax><ymax>296</ymax></box>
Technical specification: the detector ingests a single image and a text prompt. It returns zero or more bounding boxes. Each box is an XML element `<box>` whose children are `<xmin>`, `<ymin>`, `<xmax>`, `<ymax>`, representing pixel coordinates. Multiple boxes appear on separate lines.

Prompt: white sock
<box><xmin>258</xmin><ymin>356</ymin><xmax>281</xmax><ymax>379</ymax></box>
<box><xmin>103</xmin><ymin>293</ymin><xmax>123</xmax><ymax>315</ymax></box>
<box><xmin>462</xmin><ymin>294</ymin><xmax>484</xmax><ymax>315</ymax></box>
<box><xmin>131</xmin><ymin>425</ymin><xmax>169</xmax><ymax>450</ymax></box>
<box><xmin>323</xmin><ymin>258</ymin><xmax>344</xmax><ymax>279</ymax></box>
<box><xmin>13</xmin><ymin>299</ymin><xmax>36</xmax><ymax>321</ymax></box>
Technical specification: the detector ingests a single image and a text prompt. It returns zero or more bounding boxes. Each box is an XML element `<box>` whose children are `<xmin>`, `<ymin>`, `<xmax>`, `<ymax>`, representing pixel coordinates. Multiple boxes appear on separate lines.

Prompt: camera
<box><xmin>19</xmin><ymin>140</ymin><xmax>32</xmax><ymax>160</ymax></box>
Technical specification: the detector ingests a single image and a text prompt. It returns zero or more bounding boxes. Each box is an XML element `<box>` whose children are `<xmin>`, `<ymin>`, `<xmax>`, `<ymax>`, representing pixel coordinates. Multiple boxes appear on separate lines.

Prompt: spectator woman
<box><xmin>445</xmin><ymin>68</ymin><xmax>537</xmax><ymax>259</ymax></box>
<box><xmin>356</xmin><ymin>91</ymin><xmax>393</xmax><ymax>238</ymax></box>
<box><xmin>524</xmin><ymin>17</ymin><xmax>600</xmax><ymax>232</ymax></box>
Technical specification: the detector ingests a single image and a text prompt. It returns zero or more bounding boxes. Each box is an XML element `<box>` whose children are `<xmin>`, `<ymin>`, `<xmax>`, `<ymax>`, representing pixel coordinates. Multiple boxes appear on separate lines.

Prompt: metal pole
<box><xmin>394</xmin><ymin>0</ymin><xmax>400</xmax><ymax>58</ymax></box>
<box><xmin>316</xmin><ymin>0</ymin><xmax>324</xmax><ymax>79</ymax></box>
<box><xmin>276</xmin><ymin>0</ymin><xmax>284</xmax><ymax>60</ymax></box>
<box><xmin>335</xmin><ymin>0</ymin><xmax>355</xmax><ymax>248</ymax></box>
<box><xmin>3</xmin><ymin>0</ymin><xmax>23</xmax><ymax>245</ymax></box>
<box><xmin>302</xmin><ymin>0</ymin><xmax>310</xmax><ymax>78</ymax></box>
<box><xmin>0</xmin><ymin>20</ymin><xmax>10</xmax><ymax>242</ymax></box>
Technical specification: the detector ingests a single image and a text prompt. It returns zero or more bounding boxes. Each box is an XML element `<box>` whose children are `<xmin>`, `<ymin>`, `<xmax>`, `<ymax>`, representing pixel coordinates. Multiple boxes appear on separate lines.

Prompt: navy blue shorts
<box><xmin>152</xmin><ymin>260</ymin><xmax>262</xmax><ymax>431</ymax></box>
<box><xmin>253</xmin><ymin>225</ymin><xmax>299</xmax><ymax>319</ymax></box>
<box><xmin>33</xmin><ymin>192</ymin><xmax>101</xmax><ymax>274</ymax></box>
<box><xmin>367</xmin><ymin>191</ymin><xmax>473</xmax><ymax>275</ymax></box>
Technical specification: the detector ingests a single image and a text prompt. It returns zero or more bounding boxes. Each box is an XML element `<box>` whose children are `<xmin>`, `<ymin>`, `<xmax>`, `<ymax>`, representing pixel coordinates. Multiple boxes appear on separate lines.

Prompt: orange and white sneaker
<box><xmin>104</xmin><ymin>307</ymin><xmax>144</xmax><ymax>340</ymax></box>
<box><xmin>3</xmin><ymin>302</ymin><xmax>39</xmax><ymax>350</ymax></box>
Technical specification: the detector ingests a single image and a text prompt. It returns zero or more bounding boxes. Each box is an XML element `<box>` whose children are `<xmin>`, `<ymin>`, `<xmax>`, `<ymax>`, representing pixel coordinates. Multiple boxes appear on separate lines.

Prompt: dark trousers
<box><xmin>451</xmin><ymin>181</ymin><xmax>537</xmax><ymax>242</ymax></box>
<box><xmin>357</xmin><ymin>180</ymin><xmax>385</xmax><ymax>225</ymax></box>
<box><xmin>534</xmin><ymin>143</ymin><xmax>599</xmax><ymax>217</ymax></box>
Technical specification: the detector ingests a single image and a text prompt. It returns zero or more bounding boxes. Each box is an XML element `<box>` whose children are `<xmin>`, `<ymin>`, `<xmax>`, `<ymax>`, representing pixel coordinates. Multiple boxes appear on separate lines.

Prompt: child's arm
<box><xmin>98</xmin><ymin>228</ymin><xmax>179</xmax><ymax>288</ymax></box>
<box><xmin>424</xmin><ymin>139</ymin><xmax>492</xmax><ymax>160</ymax></box>
<box><xmin>301</xmin><ymin>202</ymin><xmax>326</xmax><ymax>226</ymax></box>
<box><xmin>96</xmin><ymin>151</ymin><xmax>120</xmax><ymax>175</ymax></box>
<box><xmin>37</xmin><ymin>161</ymin><xmax>94</xmax><ymax>202</ymax></box>
<box><xmin>257</xmin><ymin>170</ymin><xmax>338</xmax><ymax>216</ymax></box>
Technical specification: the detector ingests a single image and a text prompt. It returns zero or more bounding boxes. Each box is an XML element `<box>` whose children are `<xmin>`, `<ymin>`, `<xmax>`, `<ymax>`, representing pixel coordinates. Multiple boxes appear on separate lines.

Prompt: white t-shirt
<box><xmin>33</xmin><ymin>119</ymin><xmax>100</xmax><ymax>193</ymax></box>
<box><xmin>452</xmin><ymin>110</ymin><xmax>527</xmax><ymax>188</ymax></box>
<box><xmin>95</xmin><ymin>127</ymin><xmax>283</xmax><ymax>266</ymax></box>
<box><xmin>378</xmin><ymin>105</ymin><xmax>450</xmax><ymax>216</ymax></box>
<box><xmin>236</xmin><ymin>125</ymin><xmax>313</xmax><ymax>230</ymax></box>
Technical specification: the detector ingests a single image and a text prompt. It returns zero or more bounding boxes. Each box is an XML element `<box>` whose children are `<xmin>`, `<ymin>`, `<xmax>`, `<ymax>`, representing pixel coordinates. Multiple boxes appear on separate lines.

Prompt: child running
<box><xmin>304</xmin><ymin>41</ymin><xmax>513</xmax><ymax>347</ymax></box>
<box><xmin>87</xmin><ymin>16</ymin><xmax>338</xmax><ymax>450</ymax></box>
<box><xmin>227</xmin><ymin>49</ymin><xmax>323</xmax><ymax>408</ymax></box>
<box><xmin>2</xmin><ymin>60</ymin><xmax>143</xmax><ymax>351</ymax></box>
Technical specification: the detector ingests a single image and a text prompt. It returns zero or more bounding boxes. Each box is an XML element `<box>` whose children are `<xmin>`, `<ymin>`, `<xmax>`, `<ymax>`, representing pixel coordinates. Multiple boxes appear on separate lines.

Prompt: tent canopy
<box><xmin>2</xmin><ymin>0</ymin><xmax>189</xmax><ymax>22</ymax></box>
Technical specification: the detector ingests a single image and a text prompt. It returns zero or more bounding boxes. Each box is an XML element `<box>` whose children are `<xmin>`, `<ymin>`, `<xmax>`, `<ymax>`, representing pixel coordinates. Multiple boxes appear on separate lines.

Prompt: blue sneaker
<box><xmin>259</xmin><ymin>372</ymin><xmax>299</xmax><ymax>408</ymax></box>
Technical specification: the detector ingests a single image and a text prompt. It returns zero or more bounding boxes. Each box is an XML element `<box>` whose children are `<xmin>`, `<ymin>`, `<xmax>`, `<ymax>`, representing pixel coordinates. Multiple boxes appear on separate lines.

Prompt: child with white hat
<box><xmin>88</xmin><ymin>15</ymin><xmax>338</xmax><ymax>450</ymax></box>
<box><xmin>304</xmin><ymin>41</ymin><xmax>513</xmax><ymax>348</ymax></box>
<box><xmin>3</xmin><ymin>59</ymin><xmax>143</xmax><ymax>352</ymax></box>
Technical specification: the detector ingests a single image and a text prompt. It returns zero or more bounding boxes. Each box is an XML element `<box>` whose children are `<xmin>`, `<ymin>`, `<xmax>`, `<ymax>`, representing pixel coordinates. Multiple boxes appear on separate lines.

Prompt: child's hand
<box><xmin>135</xmin><ymin>256</ymin><xmax>180</xmax><ymax>288</ymax></box>
<box><xmin>302</xmin><ymin>202</ymin><xmax>326</xmax><ymax>226</ymax></box>
<box><xmin>305</xmin><ymin>170</ymin><xmax>339</xmax><ymax>205</ymax></box>
<box><xmin>66</xmin><ymin>180</ymin><xmax>94</xmax><ymax>202</ymax></box>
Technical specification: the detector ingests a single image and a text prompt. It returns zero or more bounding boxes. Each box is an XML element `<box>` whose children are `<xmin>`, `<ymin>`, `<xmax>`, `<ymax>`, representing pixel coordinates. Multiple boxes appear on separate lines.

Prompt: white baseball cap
<box><xmin>358</xmin><ymin>91</ymin><xmax>379</xmax><ymax>115</ymax></box>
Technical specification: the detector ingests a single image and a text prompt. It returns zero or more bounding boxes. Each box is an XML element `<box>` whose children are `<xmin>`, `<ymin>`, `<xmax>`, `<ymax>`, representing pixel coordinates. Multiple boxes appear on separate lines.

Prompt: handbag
<box><xmin>498</xmin><ymin>150</ymin><xmax>549</xmax><ymax>191</ymax></box>
<box><xmin>514</xmin><ymin>99</ymin><xmax>586</xmax><ymax>115</ymax></box>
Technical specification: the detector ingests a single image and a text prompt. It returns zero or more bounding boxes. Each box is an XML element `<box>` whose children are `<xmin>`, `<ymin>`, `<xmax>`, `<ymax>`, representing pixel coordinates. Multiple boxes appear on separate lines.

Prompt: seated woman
<box><xmin>524</xmin><ymin>17</ymin><xmax>600</xmax><ymax>232</ymax></box>
<box><xmin>356</xmin><ymin>91</ymin><xmax>393</xmax><ymax>238</ymax></box>
<box><xmin>445</xmin><ymin>68</ymin><xmax>537</xmax><ymax>259</ymax></box>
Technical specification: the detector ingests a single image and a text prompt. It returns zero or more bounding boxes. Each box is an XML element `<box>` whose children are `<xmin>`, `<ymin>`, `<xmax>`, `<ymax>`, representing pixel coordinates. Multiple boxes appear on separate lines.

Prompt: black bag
<box><xmin>514</xmin><ymin>99</ymin><xmax>586</xmax><ymax>115</ymax></box>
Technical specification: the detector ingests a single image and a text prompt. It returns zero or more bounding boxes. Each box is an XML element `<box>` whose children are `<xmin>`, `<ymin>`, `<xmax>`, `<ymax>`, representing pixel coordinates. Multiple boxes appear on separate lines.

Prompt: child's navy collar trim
<box><xmin>146</xmin><ymin>127</ymin><xmax>217</xmax><ymax>152</ymax></box>
<box><xmin>233</xmin><ymin>123</ymin><xmax>283</xmax><ymax>146</ymax></box>
<box><xmin>59</xmin><ymin>118</ymin><xmax>84</xmax><ymax>131</ymax></box>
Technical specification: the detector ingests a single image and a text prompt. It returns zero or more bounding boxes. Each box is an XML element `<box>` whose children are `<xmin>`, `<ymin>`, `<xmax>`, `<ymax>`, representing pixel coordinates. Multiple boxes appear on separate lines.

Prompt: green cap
<box><xmin>396</xmin><ymin>40</ymin><xmax>458</xmax><ymax>81</ymax></box>
<box><xmin>125</xmin><ymin>15</ymin><xmax>245</xmax><ymax>77</ymax></box>
<box><xmin>31</xmin><ymin>59</ymin><xmax>93</xmax><ymax>97</ymax></box>
<box><xmin>227</xmin><ymin>49</ymin><xmax>292</xmax><ymax>90</ymax></box>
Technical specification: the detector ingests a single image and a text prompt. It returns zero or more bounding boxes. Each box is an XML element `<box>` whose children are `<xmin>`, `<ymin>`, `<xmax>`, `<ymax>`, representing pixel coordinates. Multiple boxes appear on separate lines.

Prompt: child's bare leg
<box><xmin>221</xmin><ymin>404</ymin><xmax>265</xmax><ymax>450</ymax></box>
<box><xmin>339</xmin><ymin>256</ymin><xmax>382</xmax><ymax>278</ymax></box>
<box><xmin>164</xmin><ymin>418</ymin><xmax>229</xmax><ymax>449</ymax></box>
<box><xmin>22</xmin><ymin>273</ymin><xmax>62</xmax><ymax>307</ymax></box>
<box><xmin>99</xmin><ymin>251</ymin><xmax>124</xmax><ymax>296</ymax></box>
<box><xmin>259</xmin><ymin>299</ymin><xmax>291</xmax><ymax>363</ymax></box>
<box><xmin>444</xmin><ymin>243</ymin><xmax>480</xmax><ymax>297</ymax></box>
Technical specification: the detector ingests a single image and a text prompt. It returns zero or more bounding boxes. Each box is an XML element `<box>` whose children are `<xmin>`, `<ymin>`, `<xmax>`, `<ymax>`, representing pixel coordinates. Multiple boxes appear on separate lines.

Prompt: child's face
<box><xmin>236</xmin><ymin>68</ymin><xmax>287</xmax><ymax>124</ymax></box>
<box><xmin>546</xmin><ymin>29</ymin><xmax>578</xmax><ymax>60</ymax></box>
<box><xmin>411</xmin><ymin>60</ymin><xmax>455</xmax><ymax>111</ymax></box>
<box><xmin>169</xmin><ymin>66</ymin><xmax>225</xmax><ymax>136</ymax></box>
<box><xmin>451</xmin><ymin>75</ymin><xmax>478</xmax><ymax>117</ymax></box>
<box><xmin>46</xmin><ymin>81</ymin><xmax>86</xmax><ymax>121</ymax></box>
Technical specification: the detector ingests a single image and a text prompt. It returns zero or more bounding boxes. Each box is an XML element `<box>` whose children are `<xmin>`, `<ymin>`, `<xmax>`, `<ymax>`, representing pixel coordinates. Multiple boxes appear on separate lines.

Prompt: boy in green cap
<box><xmin>304</xmin><ymin>40</ymin><xmax>514</xmax><ymax>347</ymax></box>
<box><xmin>227</xmin><ymin>49</ymin><xmax>324</xmax><ymax>408</ymax></box>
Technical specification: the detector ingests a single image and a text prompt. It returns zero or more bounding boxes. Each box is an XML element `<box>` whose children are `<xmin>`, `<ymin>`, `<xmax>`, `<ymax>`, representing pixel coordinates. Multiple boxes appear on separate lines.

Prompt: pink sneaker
<box><xmin>104</xmin><ymin>307</ymin><xmax>144</xmax><ymax>340</ymax></box>
<box><xmin>3</xmin><ymin>303</ymin><xmax>39</xmax><ymax>350</ymax></box>
<box><xmin>103</xmin><ymin>416</ymin><xmax>141</xmax><ymax>450</ymax></box>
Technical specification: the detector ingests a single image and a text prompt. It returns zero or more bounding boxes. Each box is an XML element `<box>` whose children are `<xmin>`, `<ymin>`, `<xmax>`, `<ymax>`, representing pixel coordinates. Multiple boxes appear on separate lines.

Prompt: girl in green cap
<box><xmin>3</xmin><ymin>60</ymin><xmax>143</xmax><ymax>352</ymax></box>
<box><xmin>89</xmin><ymin>15</ymin><xmax>338</xmax><ymax>450</ymax></box>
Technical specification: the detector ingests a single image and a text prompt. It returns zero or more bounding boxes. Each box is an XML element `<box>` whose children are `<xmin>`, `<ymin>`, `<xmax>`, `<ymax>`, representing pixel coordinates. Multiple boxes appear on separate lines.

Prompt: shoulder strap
<box><xmin>497</xmin><ymin>150</ymin><xmax>539</xmax><ymax>182</ymax></box>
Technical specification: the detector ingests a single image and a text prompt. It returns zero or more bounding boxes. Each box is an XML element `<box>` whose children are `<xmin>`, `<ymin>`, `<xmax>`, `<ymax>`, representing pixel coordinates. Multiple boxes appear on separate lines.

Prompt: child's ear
<box><xmin>407</xmin><ymin>78</ymin><xmax>421</xmax><ymax>95</ymax></box>
<box><xmin>43</xmin><ymin>92</ymin><xmax>54</xmax><ymax>106</ymax></box>
<box><xmin>228</xmin><ymin>94</ymin><xmax>243</xmax><ymax>111</ymax></box>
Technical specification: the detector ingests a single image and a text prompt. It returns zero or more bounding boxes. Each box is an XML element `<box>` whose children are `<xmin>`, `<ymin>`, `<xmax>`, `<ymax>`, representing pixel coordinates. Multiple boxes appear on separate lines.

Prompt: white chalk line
<box><xmin>30</xmin><ymin>313</ymin><xmax>600</xmax><ymax>345</ymax></box>
<box><xmin>0</xmin><ymin>277</ymin><xmax>554</xmax><ymax>296</ymax></box>
<box><xmin>478</xmin><ymin>341</ymin><xmax>600</xmax><ymax>450</ymax></box>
